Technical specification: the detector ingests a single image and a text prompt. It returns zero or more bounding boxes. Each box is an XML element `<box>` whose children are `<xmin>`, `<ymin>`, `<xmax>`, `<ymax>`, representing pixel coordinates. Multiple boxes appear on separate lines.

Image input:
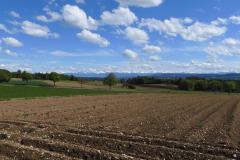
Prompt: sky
<box><xmin>0</xmin><ymin>0</ymin><xmax>240</xmax><ymax>73</ymax></box>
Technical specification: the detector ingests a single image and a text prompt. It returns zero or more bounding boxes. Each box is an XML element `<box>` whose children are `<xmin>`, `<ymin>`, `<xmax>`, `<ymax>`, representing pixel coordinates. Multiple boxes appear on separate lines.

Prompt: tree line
<box><xmin>2</xmin><ymin>69</ymin><xmax>239</xmax><ymax>93</ymax></box>
<box><xmin>126</xmin><ymin>76</ymin><xmax>240</xmax><ymax>93</ymax></box>
<box><xmin>0</xmin><ymin>69</ymin><xmax>120</xmax><ymax>89</ymax></box>
<box><xmin>0</xmin><ymin>69</ymin><xmax>69</xmax><ymax>86</ymax></box>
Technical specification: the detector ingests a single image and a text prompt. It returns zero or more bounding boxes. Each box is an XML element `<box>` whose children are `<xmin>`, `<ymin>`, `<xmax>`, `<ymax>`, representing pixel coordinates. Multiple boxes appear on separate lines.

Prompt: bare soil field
<box><xmin>0</xmin><ymin>93</ymin><xmax>240</xmax><ymax>159</ymax></box>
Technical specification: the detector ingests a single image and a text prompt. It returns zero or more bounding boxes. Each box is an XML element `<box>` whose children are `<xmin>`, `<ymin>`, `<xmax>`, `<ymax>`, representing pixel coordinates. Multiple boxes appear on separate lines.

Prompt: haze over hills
<box><xmin>71</xmin><ymin>72</ymin><xmax>240</xmax><ymax>80</ymax></box>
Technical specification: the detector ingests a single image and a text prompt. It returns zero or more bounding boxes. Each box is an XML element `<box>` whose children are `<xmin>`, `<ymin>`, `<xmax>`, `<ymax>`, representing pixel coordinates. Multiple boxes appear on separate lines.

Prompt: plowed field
<box><xmin>0</xmin><ymin>93</ymin><xmax>239</xmax><ymax>159</ymax></box>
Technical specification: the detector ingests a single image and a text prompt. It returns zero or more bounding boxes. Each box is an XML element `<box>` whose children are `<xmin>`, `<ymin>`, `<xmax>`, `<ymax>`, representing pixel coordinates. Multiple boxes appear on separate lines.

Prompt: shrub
<box><xmin>128</xmin><ymin>84</ymin><xmax>136</xmax><ymax>89</ymax></box>
<box><xmin>0</xmin><ymin>69</ymin><xmax>11</xmax><ymax>83</ymax></box>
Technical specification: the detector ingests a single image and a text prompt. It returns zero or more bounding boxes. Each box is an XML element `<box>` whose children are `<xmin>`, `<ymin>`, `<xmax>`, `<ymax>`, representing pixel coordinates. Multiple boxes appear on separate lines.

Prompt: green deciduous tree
<box><xmin>49</xmin><ymin>72</ymin><xmax>60</xmax><ymax>86</ymax></box>
<box><xmin>103</xmin><ymin>73</ymin><xmax>118</xmax><ymax>89</ymax></box>
<box><xmin>194</xmin><ymin>80</ymin><xmax>208</xmax><ymax>91</ymax></box>
<box><xmin>223</xmin><ymin>81</ymin><xmax>236</xmax><ymax>93</ymax></box>
<box><xmin>208</xmin><ymin>80</ymin><xmax>223</xmax><ymax>92</ymax></box>
<box><xmin>0</xmin><ymin>69</ymin><xmax>11</xmax><ymax>83</ymax></box>
<box><xmin>21</xmin><ymin>71</ymin><xmax>32</xmax><ymax>83</ymax></box>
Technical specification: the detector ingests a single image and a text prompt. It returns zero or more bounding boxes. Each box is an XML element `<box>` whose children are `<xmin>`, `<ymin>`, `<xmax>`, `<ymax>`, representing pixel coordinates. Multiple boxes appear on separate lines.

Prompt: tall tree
<box><xmin>49</xmin><ymin>72</ymin><xmax>60</xmax><ymax>86</ymax></box>
<box><xmin>21</xmin><ymin>71</ymin><xmax>32</xmax><ymax>83</ymax></box>
<box><xmin>103</xmin><ymin>73</ymin><xmax>118</xmax><ymax>89</ymax></box>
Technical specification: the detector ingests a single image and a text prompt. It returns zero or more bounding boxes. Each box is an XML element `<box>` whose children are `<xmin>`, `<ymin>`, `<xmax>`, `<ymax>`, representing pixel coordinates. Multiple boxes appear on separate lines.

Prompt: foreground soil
<box><xmin>0</xmin><ymin>93</ymin><xmax>240</xmax><ymax>159</ymax></box>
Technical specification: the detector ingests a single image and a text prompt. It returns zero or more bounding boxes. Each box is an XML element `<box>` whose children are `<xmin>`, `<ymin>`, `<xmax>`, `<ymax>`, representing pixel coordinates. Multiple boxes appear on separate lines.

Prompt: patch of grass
<box><xmin>5</xmin><ymin>80</ymin><xmax>52</xmax><ymax>87</ymax></box>
<box><xmin>0</xmin><ymin>85</ymin><xmax>131</xmax><ymax>100</ymax></box>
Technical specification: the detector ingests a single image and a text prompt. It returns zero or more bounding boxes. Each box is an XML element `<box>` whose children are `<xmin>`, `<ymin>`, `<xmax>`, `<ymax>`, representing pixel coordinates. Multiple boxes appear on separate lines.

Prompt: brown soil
<box><xmin>0</xmin><ymin>93</ymin><xmax>239</xmax><ymax>159</ymax></box>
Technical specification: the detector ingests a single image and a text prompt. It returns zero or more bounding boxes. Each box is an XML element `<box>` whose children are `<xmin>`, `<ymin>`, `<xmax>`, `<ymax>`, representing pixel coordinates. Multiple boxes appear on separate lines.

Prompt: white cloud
<box><xmin>48</xmin><ymin>0</ymin><xmax>56</xmax><ymax>5</ymax></box>
<box><xmin>9</xmin><ymin>11</ymin><xmax>20</xmax><ymax>18</ymax></box>
<box><xmin>2</xmin><ymin>37</ymin><xmax>23</xmax><ymax>47</ymax></box>
<box><xmin>223</xmin><ymin>38</ymin><xmax>240</xmax><ymax>46</ymax></box>
<box><xmin>229</xmin><ymin>16</ymin><xmax>240</xmax><ymax>24</ymax></box>
<box><xmin>210</xmin><ymin>16</ymin><xmax>240</xmax><ymax>26</ymax></box>
<box><xmin>21</xmin><ymin>21</ymin><xmax>59</xmax><ymax>38</ymax></box>
<box><xmin>0</xmin><ymin>63</ymin><xmax>32</xmax><ymax>72</ymax></box>
<box><xmin>76</xmin><ymin>0</ymin><xmax>85</xmax><ymax>4</ymax></box>
<box><xmin>189</xmin><ymin>59</ymin><xmax>225</xmax><ymax>71</ymax></box>
<box><xmin>116</xmin><ymin>0</ymin><xmax>163</xmax><ymax>8</ymax></box>
<box><xmin>143</xmin><ymin>44</ymin><xmax>161</xmax><ymax>53</ymax></box>
<box><xmin>205</xmin><ymin>38</ymin><xmax>240</xmax><ymax>57</ymax></box>
<box><xmin>62</xmin><ymin>4</ymin><xmax>98</xmax><ymax>30</ymax></box>
<box><xmin>36</xmin><ymin>8</ymin><xmax>61</xmax><ymax>23</ymax></box>
<box><xmin>77</xmin><ymin>30</ymin><xmax>110</xmax><ymax>47</ymax></box>
<box><xmin>182</xmin><ymin>22</ymin><xmax>226</xmax><ymax>41</ymax></box>
<box><xmin>2</xmin><ymin>49</ymin><xmax>17</xmax><ymax>56</ymax></box>
<box><xmin>140</xmin><ymin>18</ymin><xmax>226</xmax><ymax>41</ymax></box>
<box><xmin>123</xmin><ymin>49</ymin><xmax>138</xmax><ymax>59</ymax></box>
<box><xmin>211</xmin><ymin>18</ymin><xmax>228</xmax><ymax>25</ymax></box>
<box><xmin>0</xmin><ymin>24</ymin><xmax>12</xmax><ymax>34</ymax></box>
<box><xmin>101</xmin><ymin>7</ymin><xmax>137</xmax><ymax>26</ymax></box>
<box><xmin>50</xmin><ymin>50</ymin><xmax>75</xmax><ymax>57</ymax></box>
<box><xmin>149</xmin><ymin>55</ymin><xmax>160</xmax><ymax>61</ymax></box>
<box><xmin>125</xmin><ymin>27</ymin><xmax>149</xmax><ymax>44</ymax></box>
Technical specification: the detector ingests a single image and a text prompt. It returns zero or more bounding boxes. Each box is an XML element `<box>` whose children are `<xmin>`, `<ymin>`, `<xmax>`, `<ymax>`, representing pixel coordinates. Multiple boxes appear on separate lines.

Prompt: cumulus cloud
<box><xmin>143</xmin><ymin>45</ymin><xmax>161</xmax><ymax>53</ymax></box>
<box><xmin>116</xmin><ymin>0</ymin><xmax>163</xmax><ymax>8</ymax></box>
<box><xmin>9</xmin><ymin>11</ymin><xmax>20</xmax><ymax>18</ymax></box>
<box><xmin>229</xmin><ymin>16</ymin><xmax>240</xmax><ymax>24</ymax></box>
<box><xmin>77</xmin><ymin>30</ymin><xmax>110</xmax><ymax>47</ymax></box>
<box><xmin>2</xmin><ymin>37</ymin><xmax>23</xmax><ymax>47</ymax></box>
<box><xmin>21</xmin><ymin>21</ymin><xmax>59</xmax><ymax>38</ymax></box>
<box><xmin>101</xmin><ymin>7</ymin><xmax>138</xmax><ymax>26</ymax></box>
<box><xmin>0</xmin><ymin>63</ymin><xmax>32</xmax><ymax>72</ymax></box>
<box><xmin>36</xmin><ymin>8</ymin><xmax>61</xmax><ymax>23</ymax></box>
<box><xmin>2</xmin><ymin>49</ymin><xmax>17</xmax><ymax>56</ymax></box>
<box><xmin>140</xmin><ymin>18</ymin><xmax>226</xmax><ymax>41</ymax></box>
<box><xmin>211</xmin><ymin>18</ymin><xmax>228</xmax><ymax>25</ymax></box>
<box><xmin>149</xmin><ymin>55</ymin><xmax>160</xmax><ymax>61</ymax></box>
<box><xmin>62</xmin><ymin>4</ymin><xmax>98</xmax><ymax>30</ymax></box>
<box><xmin>125</xmin><ymin>27</ymin><xmax>149</xmax><ymax>44</ymax></box>
<box><xmin>182</xmin><ymin>22</ymin><xmax>226</xmax><ymax>41</ymax></box>
<box><xmin>223</xmin><ymin>38</ymin><xmax>240</xmax><ymax>46</ymax></box>
<box><xmin>205</xmin><ymin>38</ymin><xmax>240</xmax><ymax>57</ymax></box>
<box><xmin>211</xmin><ymin>16</ymin><xmax>240</xmax><ymax>25</ymax></box>
<box><xmin>123</xmin><ymin>49</ymin><xmax>138</xmax><ymax>59</ymax></box>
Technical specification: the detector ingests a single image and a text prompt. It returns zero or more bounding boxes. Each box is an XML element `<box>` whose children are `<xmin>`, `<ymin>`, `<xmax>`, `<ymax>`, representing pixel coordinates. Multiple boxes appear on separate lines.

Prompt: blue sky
<box><xmin>0</xmin><ymin>0</ymin><xmax>240</xmax><ymax>73</ymax></box>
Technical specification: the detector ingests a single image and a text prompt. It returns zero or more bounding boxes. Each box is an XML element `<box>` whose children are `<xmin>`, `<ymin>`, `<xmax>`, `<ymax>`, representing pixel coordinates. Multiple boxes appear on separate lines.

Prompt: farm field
<box><xmin>1</xmin><ymin>79</ymin><xmax>239</xmax><ymax>100</ymax></box>
<box><xmin>0</xmin><ymin>78</ymin><xmax>139</xmax><ymax>100</ymax></box>
<box><xmin>0</xmin><ymin>93</ymin><xmax>239</xmax><ymax>159</ymax></box>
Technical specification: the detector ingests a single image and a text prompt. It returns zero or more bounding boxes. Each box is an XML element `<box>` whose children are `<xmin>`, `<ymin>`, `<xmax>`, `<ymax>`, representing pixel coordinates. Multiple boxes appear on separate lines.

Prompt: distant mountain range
<box><xmin>68</xmin><ymin>72</ymin><xmax>240</xmax><ymax>80</ymax></box>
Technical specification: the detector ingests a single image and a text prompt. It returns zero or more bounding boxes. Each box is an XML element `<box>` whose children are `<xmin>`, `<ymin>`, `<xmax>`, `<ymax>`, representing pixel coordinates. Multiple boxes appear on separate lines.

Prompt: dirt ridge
<box><xmin>0</xmin><ymin>120</ymin><xmax>239</xmax><ymax>159</ymax></box>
